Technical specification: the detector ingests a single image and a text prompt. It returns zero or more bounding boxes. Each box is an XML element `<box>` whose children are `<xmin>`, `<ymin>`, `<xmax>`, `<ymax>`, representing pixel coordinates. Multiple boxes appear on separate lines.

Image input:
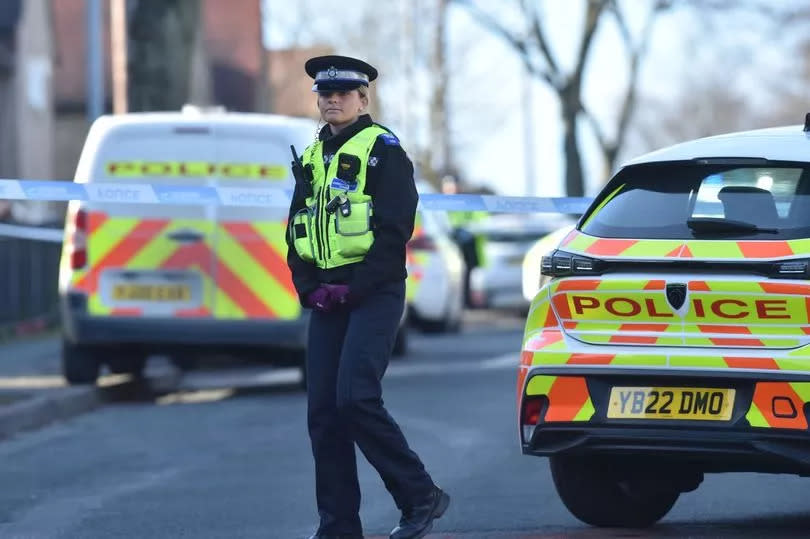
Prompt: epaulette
<box><xmin>378</xmin><ymin>133</ymin><xmax>400</xmax><ymax>146</ymax></box>
<box><xmin>374</xmin><ymin>123</ymin><xmax>401</xmax><ymax>146</ymax></box>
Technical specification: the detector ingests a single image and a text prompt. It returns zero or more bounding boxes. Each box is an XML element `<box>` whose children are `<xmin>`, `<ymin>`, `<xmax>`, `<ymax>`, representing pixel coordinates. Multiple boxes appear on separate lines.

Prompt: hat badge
<box><xmin>327</xmin><ymin>66</ymin><xmax>338</xmax><ymax>79</ymax></box>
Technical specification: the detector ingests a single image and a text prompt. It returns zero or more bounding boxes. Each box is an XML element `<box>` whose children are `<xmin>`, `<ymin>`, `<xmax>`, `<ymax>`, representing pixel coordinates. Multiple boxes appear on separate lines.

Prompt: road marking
<box><xmin>156</xmin><ymin>388</ymin><xmax>235</xmax><ymax>405</ymax></box>
<box><xmin>480</xmin><ymin>353</ymin><xmax>519</xmax><ymax>369</ymax></box>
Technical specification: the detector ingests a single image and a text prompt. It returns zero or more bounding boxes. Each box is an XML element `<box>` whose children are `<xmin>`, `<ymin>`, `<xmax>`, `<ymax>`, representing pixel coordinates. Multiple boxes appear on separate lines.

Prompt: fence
<box><xmin>0</xmin><ymin>225</ymin><xmax>63</xmax><ymax>336</ymax></box>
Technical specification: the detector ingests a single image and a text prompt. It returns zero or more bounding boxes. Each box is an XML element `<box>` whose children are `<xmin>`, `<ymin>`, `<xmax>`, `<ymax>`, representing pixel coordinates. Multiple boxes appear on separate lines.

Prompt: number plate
<box><xmin>607</xmin><ymin>387</ymin><xmax>735</xmax><ymax>421</ymax></box>
<box><xmin>112</xmin><ymin>284</ymin><xmax>191</xmax><ymax>302</ymax></box>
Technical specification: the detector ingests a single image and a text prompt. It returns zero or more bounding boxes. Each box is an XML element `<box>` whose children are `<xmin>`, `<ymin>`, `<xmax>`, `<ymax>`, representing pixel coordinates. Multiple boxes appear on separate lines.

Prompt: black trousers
<box><xmin>306</xmin><ymin>280</ymin><xmax>434</xmax><ymax>535</ymax></box>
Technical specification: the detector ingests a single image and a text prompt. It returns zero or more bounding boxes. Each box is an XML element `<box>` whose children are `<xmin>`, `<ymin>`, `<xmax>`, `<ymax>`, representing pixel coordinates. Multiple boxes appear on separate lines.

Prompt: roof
<box><xmin>87</xmin><ymin>110</ymin><xmax>317</xmax><ymax>130</ymax></box>
<box><xmin>622</xmin><ymin>124</ymin><xmax>810</xmax><ymax>167</ymax></box>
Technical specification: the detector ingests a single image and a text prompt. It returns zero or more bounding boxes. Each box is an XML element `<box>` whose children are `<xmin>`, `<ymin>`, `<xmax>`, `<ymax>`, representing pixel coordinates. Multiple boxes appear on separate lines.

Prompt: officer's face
<box><xmin>317</xmin><ymin>89</ymin><xmax>367</xmax><ymax>128</ymax></box>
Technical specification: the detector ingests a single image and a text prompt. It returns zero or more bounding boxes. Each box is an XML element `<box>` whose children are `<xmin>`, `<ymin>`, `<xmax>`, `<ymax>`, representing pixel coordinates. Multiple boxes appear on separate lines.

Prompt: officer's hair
<box><xmin>357</xmin><ymin>85</ymin><xmax>369</xmax><ymax>113</ymax></box>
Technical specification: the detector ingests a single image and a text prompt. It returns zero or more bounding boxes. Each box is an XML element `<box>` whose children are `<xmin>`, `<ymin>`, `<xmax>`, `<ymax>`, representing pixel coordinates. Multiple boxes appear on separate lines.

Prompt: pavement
<box><xmin>0</xmin><ymin>330</ymin><xmax>181</xmax><ymax>442</ymax></box>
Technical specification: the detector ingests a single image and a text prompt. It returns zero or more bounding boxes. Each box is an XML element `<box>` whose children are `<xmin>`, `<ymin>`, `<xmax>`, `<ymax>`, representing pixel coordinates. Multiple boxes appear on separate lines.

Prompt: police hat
<box><xmin>305</xmin><ymin>55</ymin><xmax>378</xmax><ymax>92</ymax></box>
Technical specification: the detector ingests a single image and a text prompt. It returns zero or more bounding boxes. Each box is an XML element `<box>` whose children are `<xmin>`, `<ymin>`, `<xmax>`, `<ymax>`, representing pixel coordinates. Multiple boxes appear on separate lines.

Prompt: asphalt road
<box><xmin>2</xmin><ymin>312</ymin><xmax>810</xmax><ymax>538</ymax></box>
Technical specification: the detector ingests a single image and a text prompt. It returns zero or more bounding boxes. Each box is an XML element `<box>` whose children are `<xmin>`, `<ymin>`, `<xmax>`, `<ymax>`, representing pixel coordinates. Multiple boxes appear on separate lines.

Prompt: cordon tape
<box><xmin>0</xmin><ymin>179</ymin><xmax>593</xmax><ymax>213</ymax></box>
<box><xmin>0</xmin><ymin>178</ymin><xmax>595</xmax><ymax>242</ymax></box>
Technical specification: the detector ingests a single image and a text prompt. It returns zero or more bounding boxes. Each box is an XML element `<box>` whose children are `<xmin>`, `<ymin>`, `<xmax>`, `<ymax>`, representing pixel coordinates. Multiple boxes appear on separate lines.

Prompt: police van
<box><xmin>59</xmin><ymin>108</ymin><xmax>319</xmax><ymax>385</ymax></box>
<box><xmin>519</xmin><ymin>115</ymin><xmax>810</xmax><ymax>527</ymax></box>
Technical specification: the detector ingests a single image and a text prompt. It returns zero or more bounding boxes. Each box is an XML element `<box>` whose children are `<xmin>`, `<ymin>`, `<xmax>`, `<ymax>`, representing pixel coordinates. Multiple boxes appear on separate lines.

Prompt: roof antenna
<box><xmin>805</xmin><ymin>113</ymin><xmax>810</xmax><ymax>132</ymax></box>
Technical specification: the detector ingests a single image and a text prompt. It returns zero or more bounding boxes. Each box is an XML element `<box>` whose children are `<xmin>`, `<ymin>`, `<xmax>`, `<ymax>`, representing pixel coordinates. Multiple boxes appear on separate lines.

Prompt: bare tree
<box><xmin>452</xmin><ymin>0</ymin><xmax>673</xmax><ymax>196</ymax></box>
<box><xmin>763</xmin><ymin>37</ymin><xmax>810</xmax><ymax>126</ymax></box>
<box><xmin>0</xmin><ymin>1</ymin><xmax>21</xmax><ymax>186</ymax></box>
<box><xmin>263</xmin><ymin>0</ymin><xmax>506</xmax><ymax>190</ymax></box>
<box><xmin>627</xmin><ymin>77</ymin><xmax>751</xmax><ymax>159</ymax></box>
<box><xmin>624</xmin><ymin>2</ymin><xmax>810</xmax><ymax>163</ymax></box>
<box><xmin>428</xmin><ymin>0</ymin><xmax>451</xmax><ymax>183</ymax></box>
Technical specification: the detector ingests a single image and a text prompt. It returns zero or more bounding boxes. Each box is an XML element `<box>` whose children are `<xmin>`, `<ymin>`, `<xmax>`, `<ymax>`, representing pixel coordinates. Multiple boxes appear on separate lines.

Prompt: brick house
<box><xmin>50</xmin><ymin>0</ymin><xmax>328</xmax><ymax>182</ymax></box>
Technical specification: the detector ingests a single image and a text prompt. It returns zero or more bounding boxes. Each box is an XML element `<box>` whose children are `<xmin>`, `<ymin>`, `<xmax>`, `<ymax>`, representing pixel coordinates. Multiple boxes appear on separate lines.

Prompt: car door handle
<box><xmin>167</xmin><ymin>229</ymin><xmax>204</xmax><ymax>243</ymax></box>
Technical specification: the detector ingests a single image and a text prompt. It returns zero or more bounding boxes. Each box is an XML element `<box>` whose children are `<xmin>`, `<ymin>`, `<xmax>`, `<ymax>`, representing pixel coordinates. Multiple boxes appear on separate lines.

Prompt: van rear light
<box><xmin>70</xmin><ymin>249</ymin><xmax>87</xmax><ymax>270</ymax></box>
<box><xmin>408</xmin><ymin>235</ymin><xmax>437</xmax><ymax>251</ymax></box>
<box><xmin>74</xmin><ymin>208</ymin><xmax>87</xmax><ymax>231</ymax></box>
<box><xmin>69</xmin><ymin>208</ymin><xmax>88</xmax><ymax>270</ymax></box>
<box><xmin>541</xmin><ymin>250</ymin><xmax>604</xmax><ymax>278</ymax></box>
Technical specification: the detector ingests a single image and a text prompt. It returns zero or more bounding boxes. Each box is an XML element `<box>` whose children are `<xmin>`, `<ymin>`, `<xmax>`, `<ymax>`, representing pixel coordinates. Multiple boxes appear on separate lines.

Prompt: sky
<box><xmin>261</xmin><ymin>0</ymin><xmax>800</xmax><ymax>199</ymax></box>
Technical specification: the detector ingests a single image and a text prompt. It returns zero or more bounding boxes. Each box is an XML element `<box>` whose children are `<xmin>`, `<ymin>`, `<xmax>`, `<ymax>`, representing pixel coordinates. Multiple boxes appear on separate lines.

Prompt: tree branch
<box><xmin>583</xmin><ymin>106</ymin><xmax>610</xmax><ymax>153</ymax></box>
<box><xmin>521</xmin><ymin>0</ymin><xmax>561</xmax><ymax>80</ymax></box>
<box><xmin>571</xmin><ymin>0</ymin><xmax>609</xmax><ymax>90</ymax></box>
<box><xmin>608</xmin><ymin>0</ymin><xmax>632</xmax><ymax>48</ymax></box>
<box><xmin>452</xmin><ymin>0</ymin><xmax>556</xmax><ymax>86</ymax></box>
<box><xmin>612</xmin><ymin>1</ymin><xmax>667</xmax><ymax>155</ymax></box>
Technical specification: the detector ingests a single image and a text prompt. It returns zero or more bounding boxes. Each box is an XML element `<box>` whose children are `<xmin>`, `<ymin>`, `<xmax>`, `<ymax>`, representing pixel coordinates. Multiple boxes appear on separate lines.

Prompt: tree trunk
<box><xmin>561</xmin><ymin>88</ymin><xmax>584</xmax><ymax>197</ymax></box>
<box><xmin>429</xmin><ymin>0</ymin><xmax>451</xmax><ymax>180</ymax></box>
<box><xmin>126</xmin><ymin>0</ymin><xmax>200</xmax><ymax>112</ymax></box>
<box><xmin>0</xmin><ymin>37</ymin><xmax>17</xmax><ymax>183</ymax></box>
<box><xmin>603</xmin><ymin>145</ymin><xmax>619</xmax><ymax>183</ymax></box>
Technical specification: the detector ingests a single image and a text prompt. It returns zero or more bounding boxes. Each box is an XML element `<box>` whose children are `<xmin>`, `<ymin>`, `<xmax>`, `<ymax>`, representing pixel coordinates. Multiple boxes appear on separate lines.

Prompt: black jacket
<box><xmin>285</xmin><ymin>114</ymin><xmax>418</xmax><ymax>306</ymax></box>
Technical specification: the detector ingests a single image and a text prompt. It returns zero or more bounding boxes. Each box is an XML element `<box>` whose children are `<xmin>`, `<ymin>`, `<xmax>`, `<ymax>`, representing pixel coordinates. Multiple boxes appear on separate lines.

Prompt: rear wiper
<box><xmin>687</xmin><ymin>217</ymin><xmax>778</xmax><ymax>234</ymax></box>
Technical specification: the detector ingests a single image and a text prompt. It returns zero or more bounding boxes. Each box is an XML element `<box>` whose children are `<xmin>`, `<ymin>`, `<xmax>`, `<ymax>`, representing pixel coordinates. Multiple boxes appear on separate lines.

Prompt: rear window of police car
<box><xmin>580</xmin><ymin>162</ymin><xmax>810</xmax><ymax>240</ymax></box>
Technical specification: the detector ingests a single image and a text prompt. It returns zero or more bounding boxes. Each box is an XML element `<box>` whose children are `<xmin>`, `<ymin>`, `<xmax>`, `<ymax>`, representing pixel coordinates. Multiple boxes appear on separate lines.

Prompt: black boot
<box><xmin>389</xmin><ymin>486</ymin><xmax>450</xmax><ymax>539</ymax></box>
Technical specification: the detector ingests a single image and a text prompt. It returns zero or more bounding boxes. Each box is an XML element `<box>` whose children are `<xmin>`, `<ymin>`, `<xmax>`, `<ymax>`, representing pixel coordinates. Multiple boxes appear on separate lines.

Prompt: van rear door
<box><xmin>77</xmin><ymin>123</ymin><xmax>217</xmax><ymax>319</ymax></box>
<box><xmin>210</xmin><ymin>121</ymin><xmax>308</xmax><ymax>321</ymax></box>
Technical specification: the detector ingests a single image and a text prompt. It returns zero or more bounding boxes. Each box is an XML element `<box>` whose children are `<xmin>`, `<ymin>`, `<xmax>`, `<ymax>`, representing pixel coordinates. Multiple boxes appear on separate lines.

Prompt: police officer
<box><xmin>286</xmin><ymin>55</ymin><xmax>450</xmax><ymax>539</ymax></box>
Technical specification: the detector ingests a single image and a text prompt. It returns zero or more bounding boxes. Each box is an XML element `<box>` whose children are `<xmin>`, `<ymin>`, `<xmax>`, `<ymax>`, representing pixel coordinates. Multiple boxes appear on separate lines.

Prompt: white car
<box><xmin>468</xmin><ymin>214</ymin><xmax>577</xmax><ymax>312</ymax></box>
<box><xmin>405</xmin><ymin>182</ymin><xmax>466</xmax><ymax>333</ymax></box>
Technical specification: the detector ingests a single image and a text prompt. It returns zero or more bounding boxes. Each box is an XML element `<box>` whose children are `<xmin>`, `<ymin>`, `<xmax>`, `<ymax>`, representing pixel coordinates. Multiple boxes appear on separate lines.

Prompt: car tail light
<box><xmin>408</xmin><ymin>235</ymin><xmax>437</xmax><ymax>251</ymax></box>
<box><xmin>68</xmin><ymin>208</ymin><xmax>88</xmax><ymax>270</ymax></box>
<box><xmin>521</xmin><ymin>396</ymin><xmax>546</xmax><ymax>442</ymax></box>
<box><xmin>541</xmin><ymin>250</ymin><xmax>604</xmax><ymax>278</ymax></box>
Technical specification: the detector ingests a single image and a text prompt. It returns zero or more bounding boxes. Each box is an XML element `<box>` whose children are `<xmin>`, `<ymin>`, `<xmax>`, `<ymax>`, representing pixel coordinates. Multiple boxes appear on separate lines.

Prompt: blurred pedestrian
<box><xmin>441</xmin><ymin>175</ymin><xmax>488</xmax><ymax>306</ymax></box>
<box><xmin>286</xmin><ymin>55</ymin><xmax>450</xmax><ymax>539</ymax></box>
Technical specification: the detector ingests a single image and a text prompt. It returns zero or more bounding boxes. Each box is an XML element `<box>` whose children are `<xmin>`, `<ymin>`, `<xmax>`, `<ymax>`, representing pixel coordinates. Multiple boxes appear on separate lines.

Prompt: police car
<box><xmin>519</xmin><ymin>115</ymin><xmax>810</xmax><ymax>527</ymax></box>
<box><xmin>405</xmin><ymin>181</ymin><xmax>466</xmax><ymax>333</ymax></box>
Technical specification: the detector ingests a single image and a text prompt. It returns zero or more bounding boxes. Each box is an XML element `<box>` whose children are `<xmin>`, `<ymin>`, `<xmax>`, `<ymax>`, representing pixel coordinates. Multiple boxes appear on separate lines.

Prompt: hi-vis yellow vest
<box><xmin>290</xmin><ymin>125</ymin><xmax>387</xmax><ymax>269</ymax></box>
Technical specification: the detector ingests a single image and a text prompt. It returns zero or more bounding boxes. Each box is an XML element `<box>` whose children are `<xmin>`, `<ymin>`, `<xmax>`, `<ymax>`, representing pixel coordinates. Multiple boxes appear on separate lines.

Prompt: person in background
<box><xmin>441</xmin><ymin>174</ymin><xmax>488</xmax><ymax>306</ymax></box>
<box><xmin>285</xmin><ymin>54</ymin><xmax>450</xmax><ymax>539</ymax></box>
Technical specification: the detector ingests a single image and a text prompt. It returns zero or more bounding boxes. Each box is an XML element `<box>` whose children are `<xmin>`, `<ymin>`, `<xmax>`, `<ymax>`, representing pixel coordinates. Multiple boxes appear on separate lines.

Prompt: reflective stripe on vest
<box><xmin>297</xmin><ymin>125</ymin><xmax>387</xmax><ymax>269</ymax></box>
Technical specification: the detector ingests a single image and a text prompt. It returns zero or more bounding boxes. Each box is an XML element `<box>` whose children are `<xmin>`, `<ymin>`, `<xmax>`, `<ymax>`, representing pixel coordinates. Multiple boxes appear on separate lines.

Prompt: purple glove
<box><xmin>322</xmin><ymin>284</ymin><xmax>351</xmax><ymax>306</ymax></box>
<box><xmin>306</xmin><ymin>287</ymin><xmax>334</xmax><ymax>312</ymax></box>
